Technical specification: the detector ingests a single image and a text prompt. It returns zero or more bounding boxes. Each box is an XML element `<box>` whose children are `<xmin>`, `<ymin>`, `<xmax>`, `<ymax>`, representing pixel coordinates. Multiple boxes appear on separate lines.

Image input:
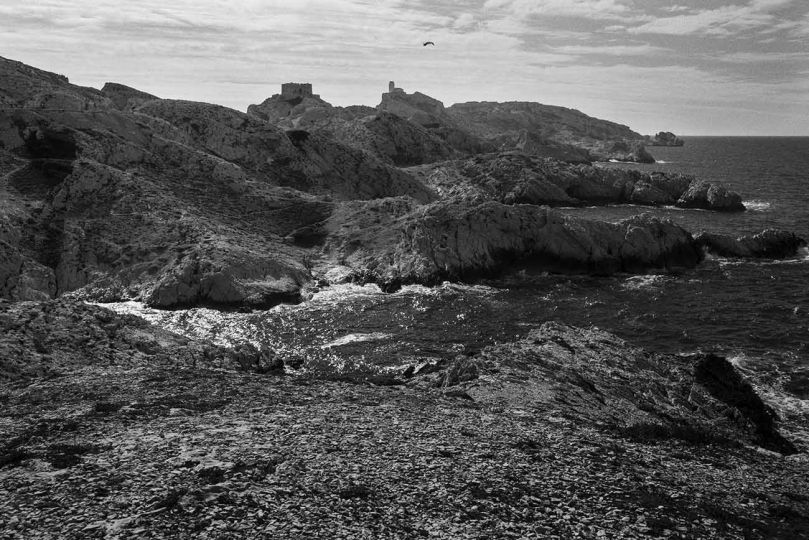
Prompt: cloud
<box><xmin>553</xmin><ymin>44</ymin><xmax>667</xmax><ymax>56</ymax></box>
<box><xmin>483</xmin><ymin>0</ymin><xmax>635</xmax><ymax>20</ymax></box>
<box><xmin>629</xmin><ymin>0</ymin><xmax>800</xmax><ymax>36</ymax></box>
<box><xmin>1</xmin><ymin>0</ymin><xmax>808</xmax><ymax>134</ymax></box>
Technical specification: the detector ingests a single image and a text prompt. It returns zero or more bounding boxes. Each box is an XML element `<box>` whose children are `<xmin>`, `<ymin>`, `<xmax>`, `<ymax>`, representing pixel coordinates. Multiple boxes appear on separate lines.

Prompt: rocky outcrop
<box><xmin>0</xmin><ymin>299</ymin><xmax>281</xmax><ymax>380</ymax></box>
<box><xmin>589</xmin><ymin>140</ymin><xmax>655</xmax><ymax>163</ymax></box>
<box><xmin>278</xmin><ymin>130</ymin><xmax>436</xmax><ymax>202</ymax></box>
<box><xmin>100</xmin><ymin>83</ymin><xmax>158</xmax><ymax>111</ymax></box>
<box><xmin>247</xmin><ymin>91</ymin><xmax>333</xmax><ymax>128</ymax></box>
<box><xmin>0</xmin><ymin>55</ymin><xmax>110</xmax><ymax>110</ymax></box>
<box><xmin>433</xmin><ymin>321</ymin><xmax>796</xmax><ymax>454</ymax></box>
<box><xmin>377</xmin><ymin>88</ymin><xmax>490</xmax><ymax>156</ymax></box>
<box><xmin>647</xmin><ymin>131</ymin><xmax>684</xmax><ymax>146</ymax></box>
<box><xmin>696</xmin><ymin>229</ymin><xmax>807</xmax><ymax>259</ymax></box>
<box><xmin>319</xmin><ymin>198</ymin><xmax>702</xmax><ymax>288</ymax></box>
<box><xmin>0</xmin><ymin>241</ymin><xmax>56</xmax><ymax>301</ymax></box>
<box><xmin>447</xmin><ymin>101</ymin><xmax>654</xmax><ymax>163</ymax></box>
<box><xmin>677</xmin><ymin>180</ymin><xmax>744</xmax><ymax>211</ymax></box>
<box><xmin>406</xmin><ymin>153</ymin><xmax>741</xmax><ymax>210</ymax></box>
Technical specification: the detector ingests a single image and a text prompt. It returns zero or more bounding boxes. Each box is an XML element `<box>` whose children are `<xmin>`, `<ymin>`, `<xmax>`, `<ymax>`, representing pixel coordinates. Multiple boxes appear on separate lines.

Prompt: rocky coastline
<box><xmin>2</xmin><ymin>56</ymin><xmax>808</xmax><ymax>538</ymax></box>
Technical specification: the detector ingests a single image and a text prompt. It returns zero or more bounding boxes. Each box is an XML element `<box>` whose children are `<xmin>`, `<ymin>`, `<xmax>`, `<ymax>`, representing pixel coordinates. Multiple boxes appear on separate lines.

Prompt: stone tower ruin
<box><xmin>280</xmin><ymin>83</ymin><xmax>313</xmax><ymax>100</ymax></box>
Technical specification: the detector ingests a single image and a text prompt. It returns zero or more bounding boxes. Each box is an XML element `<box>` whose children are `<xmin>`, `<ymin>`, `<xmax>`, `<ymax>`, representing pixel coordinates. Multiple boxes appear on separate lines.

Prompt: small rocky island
<box><xmin>1</xmin><ymin>56</ymin><xmax>808</xmax><ymax>538</ymax></box>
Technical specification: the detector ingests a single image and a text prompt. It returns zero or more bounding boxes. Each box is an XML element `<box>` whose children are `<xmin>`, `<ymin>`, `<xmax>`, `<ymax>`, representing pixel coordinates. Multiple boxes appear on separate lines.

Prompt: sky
<box><xmin>1</xmin><ymin>0</ymin><xmax>808</xmax><ymax>135</ymax></box>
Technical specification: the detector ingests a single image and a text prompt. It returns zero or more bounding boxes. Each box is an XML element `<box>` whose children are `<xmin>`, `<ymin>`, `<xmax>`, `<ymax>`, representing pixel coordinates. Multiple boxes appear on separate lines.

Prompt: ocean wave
<box><xmin>95</xmin><ymin>301</ymin><xmax>261</xmax><ymax>348</ymax></box>
<box><xmin>744</xmin><ymin>200</ymin><xmax>772</xmax><ymax>212</ymax></box>
<box><xmin>728</xmin><ymin>352</ymin><xmax>809</xmax><ymax>416</ymax></box>
<box><xmin>303</xmin><ymin>283</ymin><xmax>384</xmax><ymax>304</ymax></box>
<box><xmin>321</xmin><ymin>332</ymin><xmax>392</xmax><ymax>349</ymax></box>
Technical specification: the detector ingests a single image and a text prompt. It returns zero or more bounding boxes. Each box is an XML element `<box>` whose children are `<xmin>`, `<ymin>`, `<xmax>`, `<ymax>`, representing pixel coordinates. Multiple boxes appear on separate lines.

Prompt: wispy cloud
<box><xmin>483</xmin><ymin>0</ymin><xmax>636</xmax><ymax>21</ymax></box>
<box><xmin>629</xmin><ymin>0</ymin><xmax>799</xmax><ymax>36</ymax></box>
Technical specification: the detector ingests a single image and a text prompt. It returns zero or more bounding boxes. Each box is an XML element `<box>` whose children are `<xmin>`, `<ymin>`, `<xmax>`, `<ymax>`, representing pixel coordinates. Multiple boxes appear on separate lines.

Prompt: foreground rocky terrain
<box><xmin>1</xmin><ymin>299</ymin><xmax>808</xmax><ymax>539</ymax></box>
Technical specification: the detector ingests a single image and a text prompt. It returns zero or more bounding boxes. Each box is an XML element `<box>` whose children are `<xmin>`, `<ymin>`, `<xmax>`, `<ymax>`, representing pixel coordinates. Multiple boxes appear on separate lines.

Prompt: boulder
<box><xmin>677</xmin><ymin>180</ymin><xmax>744</xmax><ymax>211</ymax></box>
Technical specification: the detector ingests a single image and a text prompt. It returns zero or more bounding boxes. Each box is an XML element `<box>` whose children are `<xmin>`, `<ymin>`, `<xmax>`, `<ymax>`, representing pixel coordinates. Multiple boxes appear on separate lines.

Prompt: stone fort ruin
<box><xmin>280</xmin><ymin>83</ymin><xmax>319</xmax><ymax>100</ymax></box>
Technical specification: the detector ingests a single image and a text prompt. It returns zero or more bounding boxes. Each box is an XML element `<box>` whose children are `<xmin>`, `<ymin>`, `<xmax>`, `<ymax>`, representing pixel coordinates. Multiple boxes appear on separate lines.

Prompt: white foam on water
<box><xmin>321</xmin><ymin>332</ymin><xmax>392</xmax><ymax>349</ymax></box>
<box><xmin>96</xmin><ymin>301</ymin><xmax>261</xmax><ymax>348</ymax></box>
<box><xmin>395</xmin><ymin>281</ymin><xmax>497</xmax><ymax>296</ymax></box>
<box><xmin>727</xmin><ymin>352</ymin><xmax>809</xmax><ymax>446</ymax></box>
<box><xmin>621</xmin><ymin>274</ymin><xmax>666</xmax><ymax>290</ymax></box>
<box><xmin>744</xmin><ymin>200</ymin><xmax>772</xmax><ymax>212</ymax></box>
<box><xmin>303</xmin><ymin>283</ymin><xmax>384</xmax><ymax>304</ymax></box>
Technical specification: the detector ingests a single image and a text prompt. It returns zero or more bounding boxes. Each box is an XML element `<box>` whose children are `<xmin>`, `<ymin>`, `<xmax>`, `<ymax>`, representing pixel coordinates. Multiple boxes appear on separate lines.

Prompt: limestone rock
<box><xmin>647</xmin><ymin>131</ymin><xmax>684</xmax><ymax>146</ymax></box>
<box><xmin>320</xmin><ymin>198</ymin><xmax>702</xmax><ymax>288</ymax></box>
<box><xmin>100</xmin><ymin>82</ymin><xmax>159</xmax><ymax>111</ymax></box>
<box><xmin>447</xmin><ymin>100</ymin><xmax>653</xmax><ymax>162</ymax></box>
<box><xmin>453</xmin><ymin>321</ymin><xmax>796</xmax><ymax>453</ymax></box>
<box><xmin>677</xmin><ymin>180</ymin><xmax>744</xmax><ymax>211</ymax></box>
<box><xmin>406</xmin><ymin>153</ymin><xmax>736</xmax><ymax>209</ymax></box>
<box><xmin>695</xmin><ymin>229</ymin><xmax>807</xmax><ymax>258</ymax></box>
<box><xmin>377</xmin><ymin>89</ymin><xmax>490</xmax><ymax>155</ymax></box>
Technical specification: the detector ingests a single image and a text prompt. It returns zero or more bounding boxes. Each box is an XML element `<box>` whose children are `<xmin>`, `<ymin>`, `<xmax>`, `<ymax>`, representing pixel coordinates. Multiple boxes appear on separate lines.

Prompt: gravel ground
<box><xmin>2</xmin><ymin>364</ymin><xmax>808</xmax><ymax>540</ymax></box>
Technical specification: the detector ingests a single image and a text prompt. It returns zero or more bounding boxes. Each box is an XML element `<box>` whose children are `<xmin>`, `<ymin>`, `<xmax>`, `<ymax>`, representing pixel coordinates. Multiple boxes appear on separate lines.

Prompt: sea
<box><xmin>107</xmin><ymin>137</ymin><xmax>809</xmax><ymax>433</ymax></box>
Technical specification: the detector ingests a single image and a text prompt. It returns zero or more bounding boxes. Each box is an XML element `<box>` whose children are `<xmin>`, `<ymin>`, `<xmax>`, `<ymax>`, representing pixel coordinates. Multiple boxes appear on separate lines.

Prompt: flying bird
<box><xmin>423</xmin><ymin>41</ymin><xmax>435</xmax><ymax>46</ymax></box>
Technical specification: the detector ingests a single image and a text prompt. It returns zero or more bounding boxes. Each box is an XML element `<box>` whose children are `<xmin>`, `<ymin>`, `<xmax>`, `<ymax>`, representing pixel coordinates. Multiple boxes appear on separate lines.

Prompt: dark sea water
<box><xmin>109</xmin><ymin>137</ymin><xmax>809</xmax><ymax>427</ymax></box>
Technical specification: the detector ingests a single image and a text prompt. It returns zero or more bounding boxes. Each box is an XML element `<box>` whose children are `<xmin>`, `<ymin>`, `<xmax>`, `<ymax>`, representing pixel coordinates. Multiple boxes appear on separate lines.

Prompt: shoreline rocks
<box><xmin>320</xmin><ymin>199</ymin><xmax>703</xmax><ymax>289</ymax></box>
<box><xmin>696</xmin><ymin>229</ymin><xmax>807</xmax><ymax>259</ymax></box>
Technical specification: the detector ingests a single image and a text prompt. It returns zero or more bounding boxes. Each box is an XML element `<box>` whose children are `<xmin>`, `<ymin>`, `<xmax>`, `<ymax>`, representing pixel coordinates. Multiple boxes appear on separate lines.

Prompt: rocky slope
<box><xmin>447</xmin><ymin>101</ymin><xmax>655</xmax><ymax>163</ymax></box>
<box><xmin>406</xmin><ymin>153</ymin><xmax>744</xmax><ymax>211</ymax></box>
<box><xmin>0</xmin><ymin>56</ymin><xmax>436</xmax><ymax>307</ymax></box>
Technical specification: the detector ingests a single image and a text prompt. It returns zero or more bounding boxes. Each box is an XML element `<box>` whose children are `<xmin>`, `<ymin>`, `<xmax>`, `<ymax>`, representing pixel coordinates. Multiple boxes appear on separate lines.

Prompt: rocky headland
<box><xmin>2</xmin><ymin>56</ymin><xmax>808</xmax><ymax>538</ymax></box>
